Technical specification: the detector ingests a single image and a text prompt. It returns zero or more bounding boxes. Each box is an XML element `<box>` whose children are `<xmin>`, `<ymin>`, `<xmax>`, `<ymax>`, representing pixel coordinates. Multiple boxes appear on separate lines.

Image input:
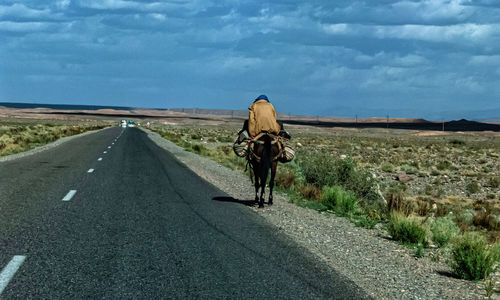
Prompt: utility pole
<box><xmin>442</xmin><ymin>120</ymin><xmax>445</xmax><ymax>132</ymax></box>
<box><xmin>355</xmin><ymin>115</ymin><xmax>358</xmax><ymax>126</ymax></box>
<box><xmin>386</xmin><ymin>115</ymin><xmax>389</xmax><ymax>129</ymax></box>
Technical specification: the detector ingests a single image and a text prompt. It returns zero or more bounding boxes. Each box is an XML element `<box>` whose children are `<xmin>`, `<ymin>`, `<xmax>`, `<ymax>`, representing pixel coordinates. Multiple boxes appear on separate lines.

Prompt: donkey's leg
<box><xmin>259</xmin><ymin>181</ymin><xmax>265</xmax><ymax>208</ymax></box>
<box><xmin>254</xmin><ymin>169</ymin><xmax>260</xmax><ymax>203</ymax></box>
<box><xmin>268</xmin><ymin>162</ymin><xmax>277</xmax><ymax>205</ymax></box>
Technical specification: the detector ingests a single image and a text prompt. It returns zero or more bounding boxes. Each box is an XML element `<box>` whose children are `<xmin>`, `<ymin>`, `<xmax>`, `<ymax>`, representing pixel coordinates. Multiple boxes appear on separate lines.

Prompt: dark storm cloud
<box><xmin>1</xmin><ymin>0</ymin><xmax>499</xmax><ymax>119</ymax></box>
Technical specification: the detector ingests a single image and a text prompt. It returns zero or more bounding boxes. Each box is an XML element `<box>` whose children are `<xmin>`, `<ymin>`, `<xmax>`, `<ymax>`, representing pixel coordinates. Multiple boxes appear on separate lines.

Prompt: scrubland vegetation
<box><xmin>149</xmin><ymin>123</ymin><xmax>499</xmax><ymax>281</ymax></box>
<box><xmin>0</xmin><ymin>122</ymin><xmax>107</xmax><ymax>156</ymax></box>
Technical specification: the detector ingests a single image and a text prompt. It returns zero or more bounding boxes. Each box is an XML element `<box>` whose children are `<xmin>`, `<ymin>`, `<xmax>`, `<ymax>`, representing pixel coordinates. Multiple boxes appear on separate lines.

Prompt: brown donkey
<box><xmin>248</xmin><ymin>134</ymin><xmax>281</xmax><ymax>208</ymax></box>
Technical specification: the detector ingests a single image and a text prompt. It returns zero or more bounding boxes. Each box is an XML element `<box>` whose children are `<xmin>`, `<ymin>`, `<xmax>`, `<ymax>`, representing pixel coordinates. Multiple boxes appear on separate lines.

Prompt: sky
<box><xmin>1</xmin><ymin>0</ymin><xmax>500</xmax><ymax>120</ymax></box>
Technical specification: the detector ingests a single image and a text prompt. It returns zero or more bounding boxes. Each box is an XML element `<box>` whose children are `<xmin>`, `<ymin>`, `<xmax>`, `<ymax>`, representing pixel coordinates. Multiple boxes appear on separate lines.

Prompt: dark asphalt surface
<box><xmin>0</xmin><ymin>127</ymin><xmax>369</xmax><ymax>299</ymax></box>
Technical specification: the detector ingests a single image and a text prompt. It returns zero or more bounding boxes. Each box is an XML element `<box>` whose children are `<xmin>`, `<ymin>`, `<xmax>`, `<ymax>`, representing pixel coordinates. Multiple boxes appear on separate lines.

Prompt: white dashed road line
<box><xmin>62</xmin><ymin>190</ymin><xmax>77</xmax><ymax>201</ymax></box>
<box><xmin>98</xmin><ymin>158</ymin><xmax>103</xmax><ymax>161</ymax></box>
<box><xmin>107</xmin><ymin>146</ymin><xmax>111</xmax><ymax>149</ymax></box>
<box><xmin>87</xmin><ymin>169</ymin><xmax>94</xmax><ymax>173</ymax></box>
<box><xmin>0</xmin><ymin>255</ymin><xmax>26</xmax><ymax>295</ymax></box>
<box><xmin>103</xmin><ymin>151</ymin><xmax>107</xmax><ymax>154</ymax></box>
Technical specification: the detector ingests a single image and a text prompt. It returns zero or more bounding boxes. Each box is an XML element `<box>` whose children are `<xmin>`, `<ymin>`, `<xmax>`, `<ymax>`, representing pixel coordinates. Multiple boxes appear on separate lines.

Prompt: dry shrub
<box><xmin>473</xmin><ymin>210</ymin><xmax>500</xmax><ymax>231</ymax></box>
<box><xmin>275</xmin><ymin>171</ymin><xmax>296</xmax><ymax>189</ymax></box>
<box><xmin>435</xmin><ymin>204</ymin><xmax>450</xmax><ymax>217</ymax></box>
<box><xmin>416</xmin><ymin>200</ymin><xmax>431</xmax><ymax>216</ymax></box>
<box><xmin>471</xmin><ymin>199</ymin><xmax>500</xmax><ymax>231</ymax></box>
<box><xmin>218</xmin><ymin>145</ymin><xmax>232</xmax><ymax>156</ymax></box>
<box><xmin>298</xmin><ymin>184</ymin><xmax>321</xmax><ymax>201</ymax></box>
<box><xmin>488</xmin><ymin>231</ymin><xmax>500</xmax><ymax>243</ymax></box>
<box><xmin>387</xmin><ymin>193</ymin><xmax>415</xmax><ymax>216</ymax></box>
<box><xmin>473</xmin><ymin>199</ymin><xmax>488</xmax><ymax>209</ymax></box>
<box><xmin>369</xmin><ymin>209</ymin><xmax>381</xmax><ymax>220</ymax></box>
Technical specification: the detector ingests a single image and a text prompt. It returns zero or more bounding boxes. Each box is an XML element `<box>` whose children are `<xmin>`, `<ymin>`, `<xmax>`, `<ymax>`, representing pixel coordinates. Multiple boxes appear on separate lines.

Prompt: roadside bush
<box><xmin>381</xmin><ymin>163</ymin><xmax>394</xmax><ymax>172</ymax></box>
<box><xmin>298</xmin><ymin>152</ymin><xmax>380</xmax><ymax>205</ymax></box>
<box><xmin>352</xmin><ymin>214</ymin><xmax>379</xmax><ymax>229</ymax></box>
<box><xmin>431</xmin><ymin>216</ymin><xmax>460</xmax><ymax>248</ymax></box>
<box><xmin>321</xmin><ymin>186</ymin><xmax>359</xmax><ymax>216</ymax></box>
<box><xmin>401</xmin><ymin>164</ymin><xmax>418</xmax><ymax>174</ymax></box>
<box><xmin>466</xmin><ymin>181</ymin><xmax>480</xmax><ymax>195</ymax></box>
<box><xmin>388</xmin><ymin>212</ymin><xmax>428</xmax><ymax>246</ymax></box>
<box><xmin>450</xmin><ymin>232</ymin><xmax>499</xmax><ymax>280</ymax></box>
<box><xmin>159</xmin><ymin>130</ymin><xmax>182</xmax><ymax>143</ymax></box>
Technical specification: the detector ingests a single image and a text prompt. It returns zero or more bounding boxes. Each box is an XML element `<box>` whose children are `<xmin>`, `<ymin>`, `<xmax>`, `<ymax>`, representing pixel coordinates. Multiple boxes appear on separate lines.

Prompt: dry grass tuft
<box><xmin>298</xmin><ymin>184</ymin><xmax>322</xmax><ymax>201</ymax></box>
<box><xmin>275</xmin><ymin>171</ymin><xmax>296</xmax><ymax>189</ymax></box>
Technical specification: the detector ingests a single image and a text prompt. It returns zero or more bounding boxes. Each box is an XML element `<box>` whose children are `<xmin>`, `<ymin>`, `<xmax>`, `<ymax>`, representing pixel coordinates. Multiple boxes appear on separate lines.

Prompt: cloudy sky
<box><xmin>1</xmin><ymin>0</ymin><xmax>500</xmax><ymax>120</ymax></box>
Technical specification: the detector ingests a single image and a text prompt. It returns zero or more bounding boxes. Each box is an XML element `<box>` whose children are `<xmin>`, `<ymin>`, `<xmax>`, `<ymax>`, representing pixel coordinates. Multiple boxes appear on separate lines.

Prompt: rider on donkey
<box><xmin>238</xmin><ymin>94</ymin><xmax>289</xmax><ymax>142</ymax></box>
<box><xmin>233</xmin><ymin>94</ymin><xmax>294</xmax><ymax>207</ymax></box>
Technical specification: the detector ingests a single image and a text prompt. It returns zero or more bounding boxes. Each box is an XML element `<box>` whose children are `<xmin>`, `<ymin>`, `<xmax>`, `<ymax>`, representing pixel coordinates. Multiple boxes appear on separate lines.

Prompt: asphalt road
<box><xmin>0</xmin><ymin>127</ymin><xmax>369</xmax><ymax>299</ymax></box>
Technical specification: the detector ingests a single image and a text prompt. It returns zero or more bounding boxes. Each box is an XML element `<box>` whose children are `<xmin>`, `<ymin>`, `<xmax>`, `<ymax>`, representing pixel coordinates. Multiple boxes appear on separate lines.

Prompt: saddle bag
<box><xmin>237</xmin><ymin>130</ymin><xmax>249</xmax><ymax>144</ymax></box>
<box><xmin>279</xmin><ymin>145</ymin><xmax>295</xmax><ymax>163</ymax></box>
<box><xmin>233</xmin><ymin>142</ymin><xmax>248</xmax><ymax>157</ymax></box>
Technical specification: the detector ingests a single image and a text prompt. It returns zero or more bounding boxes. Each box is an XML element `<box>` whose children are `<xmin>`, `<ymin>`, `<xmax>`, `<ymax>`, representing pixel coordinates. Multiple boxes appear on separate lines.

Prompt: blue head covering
<box><xmin>254</xmin><ymin>94</ymin><xmax>269</xmax><ymax>103</ymax></box>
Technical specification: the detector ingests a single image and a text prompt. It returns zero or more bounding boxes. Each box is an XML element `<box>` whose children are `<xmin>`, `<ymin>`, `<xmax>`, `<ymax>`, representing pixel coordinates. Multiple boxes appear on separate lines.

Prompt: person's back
<box><xmin>248</xmin><ymin>95</ymin><xmax>280</xmax><ymax>137</ymax></box>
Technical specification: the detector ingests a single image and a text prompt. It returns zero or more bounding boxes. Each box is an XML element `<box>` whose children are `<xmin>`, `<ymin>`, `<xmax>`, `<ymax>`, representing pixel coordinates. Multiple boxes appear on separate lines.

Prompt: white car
<box><xmin>121</xmin><ymin>120</ymin><xmax>127</xmax><ymax>128</ymax></box>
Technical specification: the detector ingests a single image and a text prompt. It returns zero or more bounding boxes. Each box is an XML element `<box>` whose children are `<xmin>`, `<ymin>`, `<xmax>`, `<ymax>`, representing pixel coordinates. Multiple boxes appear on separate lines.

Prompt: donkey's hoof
<box><xmin>268</xmin><ymin>200</ymin><xmax>273</xmax><ymax>205</ymax></box>
<box><xmin>258</xmin><ymin>203</ymin><xmax>264</xmax><ymax>208</ymax></box>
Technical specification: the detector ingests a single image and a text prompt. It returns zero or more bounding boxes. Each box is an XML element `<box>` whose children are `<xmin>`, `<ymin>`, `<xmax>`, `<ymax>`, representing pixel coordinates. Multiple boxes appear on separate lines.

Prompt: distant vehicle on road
<box><xmin>146</xmin><ymin>122</ymin><xmax>150</xmax><ymax>128</ymax></box>
<box><xmin>128</xmin><ymin>121</ymin><xmax>135</xmax><ymax>127</ymax></box>
<box><xmin>121</xmin><ymin>120</ymin><xmax>127</xmax><ymax>128</ymax></box>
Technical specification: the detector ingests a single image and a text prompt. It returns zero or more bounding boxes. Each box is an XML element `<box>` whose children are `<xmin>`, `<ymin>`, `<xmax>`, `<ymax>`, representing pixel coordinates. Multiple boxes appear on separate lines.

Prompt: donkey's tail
<box><xmin>260</xmin><ymin>135</ymin><xmax>272</xmax><ymax>186</ymax></box>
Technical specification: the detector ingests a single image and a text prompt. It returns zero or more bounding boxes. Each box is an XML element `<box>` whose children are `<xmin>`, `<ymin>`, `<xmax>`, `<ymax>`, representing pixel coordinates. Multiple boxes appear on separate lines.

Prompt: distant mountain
<box><xmin>443</xmin><ymin>119</ymin><xmax>500</xmax><ymax>131</ymax></box>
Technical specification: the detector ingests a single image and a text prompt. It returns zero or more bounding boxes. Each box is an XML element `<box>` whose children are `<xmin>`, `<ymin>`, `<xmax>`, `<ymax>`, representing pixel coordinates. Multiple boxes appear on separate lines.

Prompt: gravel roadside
<box><xmin>0</xmin><ymin>127</ymin><xmax>109</xmax><ymax>163</ymax></box>
<box><xmin>144</xmin><ymin>128</ymin><xmax>487</xmax><ymax>300</ymax></box>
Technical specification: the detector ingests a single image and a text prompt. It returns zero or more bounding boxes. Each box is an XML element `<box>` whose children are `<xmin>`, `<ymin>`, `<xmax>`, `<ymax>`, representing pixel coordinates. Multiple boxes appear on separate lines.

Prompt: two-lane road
<box><xmin>0</xmin><ymin>127</ymin><xmax>369</xmax><ymax>299</ymax></box>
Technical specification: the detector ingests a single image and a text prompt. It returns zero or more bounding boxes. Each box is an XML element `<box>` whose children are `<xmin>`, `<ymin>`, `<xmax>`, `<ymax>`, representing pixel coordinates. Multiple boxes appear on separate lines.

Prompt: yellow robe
<box><xmin>248</xmin><ymin>100</ymin><xmax>280</xmax><ymax>137</ymax></box>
